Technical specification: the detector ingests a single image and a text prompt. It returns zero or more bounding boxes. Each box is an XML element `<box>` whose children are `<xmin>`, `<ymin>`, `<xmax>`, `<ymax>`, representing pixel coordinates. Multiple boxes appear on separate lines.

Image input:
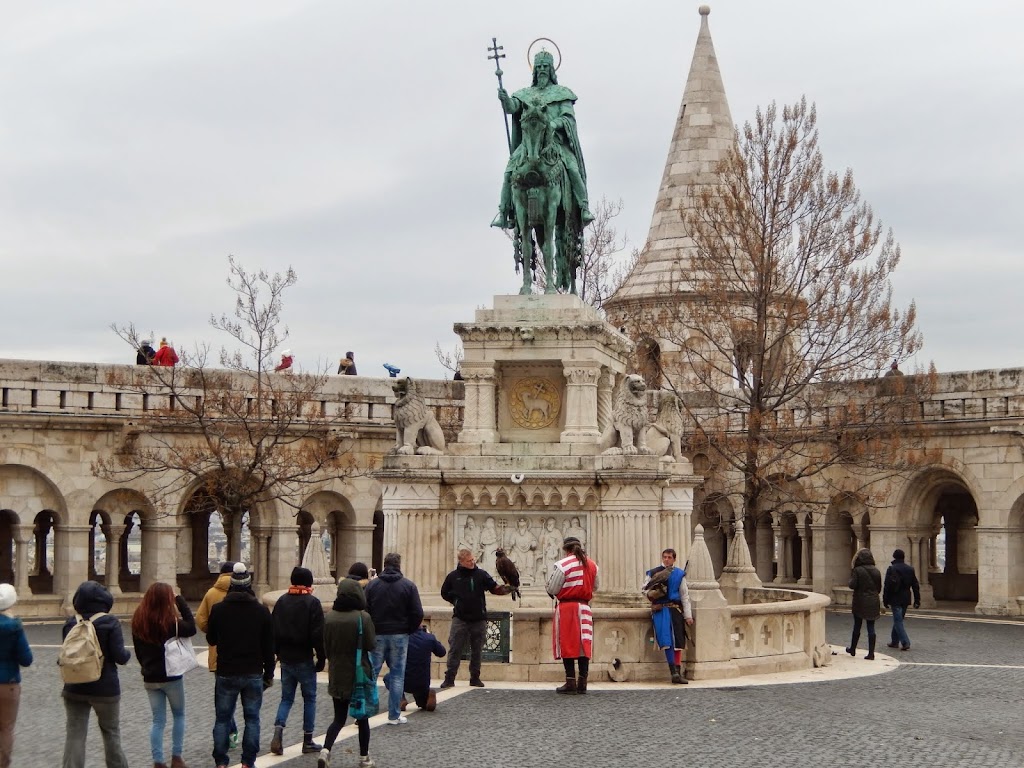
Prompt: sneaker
<box><xmin>359</xmin><ymin>756</ymin><xmax>376</xmax><ymax>768</ymax></box>
<box><xmin>901</xmin><ymin>645</ymin><xmax>911</xmax><ymax>651</ymax></box>
<box><xmin>469</xmin><ymin>678</ymin><xmax>485</xmax><ymax>688</ymax></box>
<box><xmin>228</xmin><ymin>732</ymin><xmax>239</xmax><ymax>750</ymax></box>
<box><xmin>886</xmin><ymin>642</ymin><xmax>900</xmax><ymax>649</ymax></box>
<box><xmin>317</xmin><ymin>747</ymin><xmax>331</xmax><ymax>768</ymax></box>
<box><xmin>387</xmin><ymin>716</ymin><xmax>408</xmax><ymax>725</ymax></box>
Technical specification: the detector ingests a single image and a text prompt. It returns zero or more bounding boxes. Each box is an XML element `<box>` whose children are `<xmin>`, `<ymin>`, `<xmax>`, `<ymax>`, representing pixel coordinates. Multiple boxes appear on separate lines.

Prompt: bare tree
<box><xmin>576</xmin><ymin>197</ymin><xmax>639</xmax><ymax>310</ymax></box>
<box><xmin>94</xmin><ymin>257</ymin><xmax>360</xmax><ymax>521</ymax></box>
<box><xmin>631</xmin><ymin>98</ymin><xmax>932</xmax><ymax>520</ymax></box>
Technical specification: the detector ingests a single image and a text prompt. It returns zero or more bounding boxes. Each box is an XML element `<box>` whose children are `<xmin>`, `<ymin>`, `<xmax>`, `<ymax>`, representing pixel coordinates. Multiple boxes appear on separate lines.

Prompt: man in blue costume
<box><xmin>644</xmin><ymin>548</ymin><xmax>693</xmax><ymax>684</ymax></box>
<box><xmin>490</xmin><ymin>50</ymin><xmax>594</xmax><ymax>230</ymax></box>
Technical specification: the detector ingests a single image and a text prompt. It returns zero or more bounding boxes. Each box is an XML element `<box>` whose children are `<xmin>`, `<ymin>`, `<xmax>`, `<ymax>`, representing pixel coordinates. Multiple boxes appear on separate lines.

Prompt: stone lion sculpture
<box><xmin>599</xmin><ymin>374</ymin><xmax>651</xmax><ymax>455</ymax></box>
<box><xmin>645</xmin><ymin>390</ymin><xmax>685</xmax><ymax>462</ymax></box>
<box><xmin>391</xmin><ymin>377</ymin><xmax>446</xmax><ymax>455</ymax></box>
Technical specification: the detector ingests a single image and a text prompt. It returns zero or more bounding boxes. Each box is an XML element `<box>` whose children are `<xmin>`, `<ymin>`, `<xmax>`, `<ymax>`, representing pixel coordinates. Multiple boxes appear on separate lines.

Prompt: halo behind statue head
<box><xmin>527</xmin><ymin>38</ymin><xmax>562</xmax><ymax>71</ymax></box>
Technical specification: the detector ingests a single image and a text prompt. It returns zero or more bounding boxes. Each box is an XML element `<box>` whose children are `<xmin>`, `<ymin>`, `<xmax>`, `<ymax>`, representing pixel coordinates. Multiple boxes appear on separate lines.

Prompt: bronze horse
<box><xmin>510</xmin><ymin>100</ymin><xmax>579</xmax><ymax>294</ymax></box>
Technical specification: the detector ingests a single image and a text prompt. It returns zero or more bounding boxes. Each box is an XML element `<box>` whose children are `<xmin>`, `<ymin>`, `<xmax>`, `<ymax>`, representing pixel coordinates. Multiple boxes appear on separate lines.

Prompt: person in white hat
<box><xmin>0</xmin><ymin>583</ymin><xmax>32</xmax><ymax>768</ymax></box>
<box><xmin>274</xmin><ymin>350</ymin><xmax>294</xmax><ymax>372</ymax></box>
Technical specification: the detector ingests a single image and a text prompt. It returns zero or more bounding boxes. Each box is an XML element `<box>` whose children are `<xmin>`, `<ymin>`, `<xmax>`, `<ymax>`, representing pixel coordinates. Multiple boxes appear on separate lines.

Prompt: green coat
<box><xmin>324</xmin><ymin>579</ymin><xmax>376</xmax><ymax>700</ymax></box>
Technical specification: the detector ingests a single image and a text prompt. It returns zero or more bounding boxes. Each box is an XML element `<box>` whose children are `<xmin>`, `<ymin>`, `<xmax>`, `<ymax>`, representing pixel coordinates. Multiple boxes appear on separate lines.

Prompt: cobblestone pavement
<box><xmin>14</xmin><ymin>610</ymin><xmax>1024</xmax><ymax>768</ymax></box>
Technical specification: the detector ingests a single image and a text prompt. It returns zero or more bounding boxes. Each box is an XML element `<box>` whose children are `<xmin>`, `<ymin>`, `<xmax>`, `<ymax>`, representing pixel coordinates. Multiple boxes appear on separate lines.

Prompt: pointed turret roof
<box><xmin>607</xmin><ymin>5</ymin><xmax>735</xmax><ymax>305</ymax></box>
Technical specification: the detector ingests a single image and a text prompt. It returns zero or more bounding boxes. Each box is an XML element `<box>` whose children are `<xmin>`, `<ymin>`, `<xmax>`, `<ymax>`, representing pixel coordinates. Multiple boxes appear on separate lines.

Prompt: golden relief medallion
<box><xmin>509</xmin><ymin>377</ymin><xmax>561</xmax><ymax>429</ymax></box>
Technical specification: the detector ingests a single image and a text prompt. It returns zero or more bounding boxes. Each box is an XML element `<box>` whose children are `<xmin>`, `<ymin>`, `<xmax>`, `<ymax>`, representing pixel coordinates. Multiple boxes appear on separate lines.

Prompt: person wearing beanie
<box><xmin>883</xmin><ymin>549</ymin><xmax>922</xmax><ymax>651</ymax></box>
<box><xmin>274</xmin><ymin>350</ymin><xmax>294</xmax><ymax>373</ymax></box>
<box><xmin>346</xmin><ymin>562</ymin><xmax>370</xmax><ymax>588</ymax></box>
<box><xmin>269</xmin><ymin>566</ymin><xmax>325</xmax><ymax>756</ymax></box>
<box><xmin>152</xmin><ymin>337</ymin><xmax>179</xmax><ymax>367</ymax></box>
<box><xmin>337</xmin><ymin>351</ymin><xmax>357</xmax><ymax>375</ymax></box>
<box><xmin>0</xmin><ymin>583</ymin><xmax>32</xmax><ymax>768</ymax></box>
<box><xmin>136</xmin><ymin>339</ymin><xmax>156</xmax><ymax>365</ymax></box>
<box><xmin>196</xmin><ymin>562</ymin><xmax>238</xmax><ymax>749</ymax></box>
<box><xmin>206</xmin><ymin>564</ymin><xmax>275</xmax><ymax>768</ymax></box>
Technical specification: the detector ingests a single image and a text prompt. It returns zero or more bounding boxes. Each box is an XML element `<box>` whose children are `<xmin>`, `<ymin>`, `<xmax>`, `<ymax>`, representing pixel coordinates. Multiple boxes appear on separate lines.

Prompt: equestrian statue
<box><xmin>487</xmin><ymin>40</ymin><xmax>594</xmax><ymax>295</ymax></box>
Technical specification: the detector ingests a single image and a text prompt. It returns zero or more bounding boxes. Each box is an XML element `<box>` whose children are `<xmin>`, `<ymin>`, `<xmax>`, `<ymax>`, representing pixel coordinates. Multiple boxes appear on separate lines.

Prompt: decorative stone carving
<box><xmin>508</xmin><ymin>377</ymin><xmax>561</xmax><ymax>429</ymax></box>
<box><xmin>390</xmin><ymin>377</ymin><xmax>446</xmax><ymax>455</ymax></box>
<box><xmin>646</xmin><ymin>390</ymin><xmax>685</xmax><ymax>462</ymax></box>
<box><xmin>599</xmin><ymin>374</ymin><xmax>651</xmax><ymax>455</ymax></box>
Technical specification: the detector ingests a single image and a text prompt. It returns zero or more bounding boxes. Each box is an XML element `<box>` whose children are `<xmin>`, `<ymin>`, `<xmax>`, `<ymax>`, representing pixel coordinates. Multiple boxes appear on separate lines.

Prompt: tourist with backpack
<box><xmin>60</xmin><ymin>580</ymin><xmax>131</xmax><ymax>768</ymax></box>
<box><xmin>131</xmin><ymin>582</ymin><xmax>197</xmax><ymax>768</ymax></box>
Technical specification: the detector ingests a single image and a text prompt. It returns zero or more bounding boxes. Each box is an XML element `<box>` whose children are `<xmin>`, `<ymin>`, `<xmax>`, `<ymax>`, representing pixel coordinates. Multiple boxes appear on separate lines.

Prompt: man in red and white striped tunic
<box><xmin>545</xmin><ymin>537</ymin><xmax>600</xmax><ymax>694</ymax></box>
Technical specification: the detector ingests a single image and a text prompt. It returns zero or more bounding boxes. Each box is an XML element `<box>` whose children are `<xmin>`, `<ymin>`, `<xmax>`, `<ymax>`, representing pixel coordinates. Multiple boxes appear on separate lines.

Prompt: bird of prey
<box><xmin>494</xmin><ymin>547</ymin><xmax>521</xmax><ymax>602</ymax></box>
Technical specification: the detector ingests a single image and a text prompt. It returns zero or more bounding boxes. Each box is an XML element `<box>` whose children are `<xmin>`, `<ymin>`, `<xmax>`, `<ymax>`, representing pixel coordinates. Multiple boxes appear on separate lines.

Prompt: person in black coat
<box><xmin>439</xmin><ymin>549</ymin><xmax>508</xmax><ymax>689</ymax></box>
<box><xmin>61</xmin><ymin>580</ymin><xmax>132</xmax><ymax>768</ymax></box>
<box><xmin>883</xmin><ymin>548</ymin><xmax>922</xmax><ymax>651</ymax></box>
<box><xmin>131</xmin><ymin>582</ymin><xmax>197</xmax><ymax>768</ymax></box>
<box><xmin>397</xmin><ymin>625</ymin><xmax>446</xmax><ymax>712</ymax></box>
<box><xmin>846</xmin><ymin>548</ymin><xmax>882</xmax><ymax>660</ymax></box>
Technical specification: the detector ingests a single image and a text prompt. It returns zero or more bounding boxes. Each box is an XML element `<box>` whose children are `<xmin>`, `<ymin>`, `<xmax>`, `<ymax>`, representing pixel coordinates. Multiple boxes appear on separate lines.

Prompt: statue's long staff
<box><xmin>487</xmin><ymin>37</ymin><xmax>523</xmax><ymax>274</ymax></box>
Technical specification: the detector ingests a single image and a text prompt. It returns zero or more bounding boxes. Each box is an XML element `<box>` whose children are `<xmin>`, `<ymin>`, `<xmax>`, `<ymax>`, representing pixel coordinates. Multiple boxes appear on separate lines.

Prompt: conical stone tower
<box><xmin>604</xmin><ymin>5</ymin><xmax>736</xmax><ymax>379</ymax></box>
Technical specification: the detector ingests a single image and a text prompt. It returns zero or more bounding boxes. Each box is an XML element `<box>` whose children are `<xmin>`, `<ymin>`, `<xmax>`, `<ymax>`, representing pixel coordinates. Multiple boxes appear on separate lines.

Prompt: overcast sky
<box><xmin>1</xmin><ymin>1</ymin><xmax>1021</xmax><ymax>380</ymax></box>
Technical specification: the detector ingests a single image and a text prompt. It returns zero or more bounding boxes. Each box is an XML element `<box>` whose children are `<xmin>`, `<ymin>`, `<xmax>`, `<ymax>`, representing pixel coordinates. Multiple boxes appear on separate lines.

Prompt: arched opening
<box><xmin>301</xmin><ymin>491</ymin><xmax>358</xmax><ymax>578</ymax></box>
<box><xmin>29</xmin><ymin>510</ymin><xmax>57</xmax><ymax>595</ymax></box>
<box><xmin>88</xmin><ymin>510</ymin><xmax>110</xmax><ymax>582</ymax></box>
<box><xmin>372</xmin><ymin>507</ymin><xmax>384</xmax><ymax>574</ymax></box>
<box><xmin>929</xmin><ymin>491</ymin><xmax>978</xmax><ymax>602</ymax></box>
<box><xmin>0</xmin><ymin>510</ymin><xmax>16</xmax><ymax>583</ymax></box>
<box><xmin>178</xmin><ymin>491</ymin><xmax>216</xmax><ymax>601</ymax></box>
<box><xmin>696</xmin><ymin>496</ymin><xmax>730</xmax><ymax>577</ymax></box>
<box><xmin>296</xmin><ymin>509</ymin><xmax>315</xmax><ymax>564</ymax></box>
<box><xmin>772</xmin><ymin>510</ymin><xmax>801</xmax><ymax>584</ymax></box>
<box><xmin>119</xmin><ymin>511</ymin><xmax>143</xmax><ymax>593</ymax></box>
<box><xmin>636</xmin><ymin>337</ymin><xmax>662</xmax><ymax>389</ymax></box>
<box><xmin>1007</xmin><ymin>496</ymin><xmax>1024</xmax><ymax>611</ymax></box>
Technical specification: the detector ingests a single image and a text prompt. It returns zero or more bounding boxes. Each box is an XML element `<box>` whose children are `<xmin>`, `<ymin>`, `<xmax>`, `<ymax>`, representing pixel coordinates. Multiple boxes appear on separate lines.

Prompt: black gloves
<box><xmin>315</xmin><ymin>658</ymin><xmax>326</xmax><ymax>673</ymax></box>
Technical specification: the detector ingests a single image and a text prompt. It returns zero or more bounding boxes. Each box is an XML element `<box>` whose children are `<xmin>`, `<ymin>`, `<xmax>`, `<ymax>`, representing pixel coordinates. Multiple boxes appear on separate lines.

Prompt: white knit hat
<box><xmin>0</xmin><ymin>583</ymin><xmax>17</xmax><ymax>612</ymax></box>
<box><xmin>230</xmin><ymin>562</ymin><xmax>252</xmax><ymax>588</ymax></box>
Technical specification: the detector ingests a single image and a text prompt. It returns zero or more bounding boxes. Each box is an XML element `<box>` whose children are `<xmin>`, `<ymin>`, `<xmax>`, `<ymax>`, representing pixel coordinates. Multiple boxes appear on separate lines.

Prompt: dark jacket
<box><xmin>364</xmin><ymin>567</ymin><xmax>423</xmax><ymax>635</ymax></box>
<box><xmin>848</xmin><ymin>550</ymin><xmax>882</xmax><ymax>621</ymax></box>
<box><xmin>0</xmin><ymin>614</ymin><xmax>33</xmax><ymax>684</ymax></box>
<box><xmin>206</xmin><ymin>588</ymin><xmax>275</xmax><ymax>680</ymax></box>
<box><xmin>883</xmin><ymin>559</ymin><xmax>921</xmax><ymax>608</ymax></box>
<box><xmin>324</xmin><ymin>578</ymin><xmax>376</xmax><ymax>701</ymax></box>
<box><xmin>136</xmin><ymin>344</ymin><xmax>156</xmax><ymax>365</ymax></box>
<box><xmin>132</xmin><ymin>595</ymin><xmax>197</xmax><ymax>683</ymax></box>
<box><xmin>272</xmin><ymin>590</ymin><xmax>325</xmax><ymax>666</ymax></box>
<box><xmin>62</xmin><ymin>581</ymin><xmax>131</xmax><ymax>699</ymax></box>
<box><xmin>441</xmin><ymin>565</ymin><xmax>500</xmax><ymax>622</ymax></box>
<box><xmin>404</xmin><ymin>625</ymin><xmax>445</xmax><ymax>694</ymax></box>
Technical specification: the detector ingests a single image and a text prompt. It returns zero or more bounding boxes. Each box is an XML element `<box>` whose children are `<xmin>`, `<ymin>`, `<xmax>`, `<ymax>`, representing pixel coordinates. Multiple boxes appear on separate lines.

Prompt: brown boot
<box><xmin>154</xmin><ymin>763</ymin><xmax>169</xmax><ymax>768</ymax></box>
<box><xmin>576</xmin><ymin>675</ymin><xmax>588</xmax><ymax>694</ymax></box>
<box><xmin>170</xmin><ymin>758</ymin><xmax>189</xmax><ymax>768</ymax></box>
<box><xmin>555</xmin><ymin>676</ymin><xmax>577</xmax><ymax>694</ymax></box>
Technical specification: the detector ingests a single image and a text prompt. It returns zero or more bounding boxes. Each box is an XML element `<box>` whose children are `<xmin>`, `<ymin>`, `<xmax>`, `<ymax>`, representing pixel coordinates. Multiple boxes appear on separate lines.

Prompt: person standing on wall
<box><xmin>883</xmin><ymin>548</ymin><xmax>921</xmax><ymax>651</ymax></box>
<box><xmin>644</xmin><ymin>548</ymin><xmax>693</xmax><ymax>684</ymax></box>
<box><xmin>546</xmin><ymin>537</ymin><xmax>599</xmax><ymax>695</ymax></box>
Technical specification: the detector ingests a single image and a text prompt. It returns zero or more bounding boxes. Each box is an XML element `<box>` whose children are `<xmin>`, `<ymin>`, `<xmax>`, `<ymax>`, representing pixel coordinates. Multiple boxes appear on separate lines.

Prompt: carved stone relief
<box><xmin>456</xmin><ymin>512</ymin><xmax>589</xmax><ymax>586</ymax></box>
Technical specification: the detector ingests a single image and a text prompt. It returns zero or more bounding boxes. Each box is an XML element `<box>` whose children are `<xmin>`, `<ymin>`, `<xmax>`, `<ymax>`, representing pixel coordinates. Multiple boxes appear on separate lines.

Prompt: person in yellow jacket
<box><xmin>196</xmin><ymin>562</ymin><xmax>239</xmax><ymax>750</ymax></box>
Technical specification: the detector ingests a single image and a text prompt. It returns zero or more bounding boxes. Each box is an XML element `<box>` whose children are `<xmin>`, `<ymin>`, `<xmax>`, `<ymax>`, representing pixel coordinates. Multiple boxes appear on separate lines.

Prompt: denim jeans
<box><xmin>62</xmin><ymin>695</ymin><xmax>128</xmax><ymax>768</ymax></box>
<box><xmin>274</xmin><ymin>660</ymin><xmax>318</xmax><ymax>733</ymax></box>
<box><xmin>370</xmin><ymin>633</ymin><xmax>408</xmax><ymax>721</ymax></box>
<box><xmin>146</xmin><ymin>677</ymin><xmax>186</xmax><ymax>763</ymax></box>
<box><xmin>213</xmin><ymin>674</ymin><xmax>263</xmax><ymax>767</ymax></box>
<box><xmin>446</xmin><ymin>617</ymin><xmax>486</xmax><ymax>679</ymax></box>
<box><xmin>890</xmin><ymin>605</ymin><xmax>911</xmax><ymax>648</ymax></box>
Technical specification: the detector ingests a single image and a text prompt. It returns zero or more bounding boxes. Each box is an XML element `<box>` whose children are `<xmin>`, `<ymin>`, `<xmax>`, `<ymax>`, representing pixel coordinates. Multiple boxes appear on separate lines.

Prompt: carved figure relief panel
<box><xmin>497</xmin><ymin>362</ymin><xmax>565</xmax><ymax>442</ymax></box>
<box><xmin>455</xmin><ymin>512</ymin><xmax>589</xmax><ymax>587</ymax></box>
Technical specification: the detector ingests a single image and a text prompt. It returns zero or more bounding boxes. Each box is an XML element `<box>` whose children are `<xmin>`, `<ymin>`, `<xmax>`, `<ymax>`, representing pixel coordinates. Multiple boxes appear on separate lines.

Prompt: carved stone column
<box><xmin>14</xmin><ymin>525</ymin><xmax>33</xmax><ymax>597</ymax></box>
<box><xmin>755</xmin><ymin>517</ymin><xmax>774</xmax><ymax>584</ymax></box>
<box><xmin>797</xmin><ymin>526</ymin><xmax>812</xmax><ymax>585</ymax></box>
<box><xmin>458</xmin><ymin>365</ymin><xmax>499</xmax><ymax>443</ymax></box>
<box><xmin>596</xmin><ymin>369</ymin><xmax>616</xmax><ymax>434</ymax></box>
<box><xmin>560</xmin><ymin>363</ymin><xmax>601</xmax><ymax>443</ymax></box>
<box><xmin>101</xmin><ymin>524</ymin><xmax>123</xmax><ymax>596</ymax></box>
<box><xmin>252</xmin><ymin>531</ymin><xmax>272</xmax><ymax>593</ymax></box>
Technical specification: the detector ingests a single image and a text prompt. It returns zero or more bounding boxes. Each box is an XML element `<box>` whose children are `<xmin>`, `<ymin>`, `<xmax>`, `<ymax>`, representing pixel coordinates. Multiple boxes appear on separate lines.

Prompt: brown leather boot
<box><xmin>576</xmin><ymin>675</ymin><xmax>588</xmax><ymax>694</ymax></box>
<box><xmin>170</xmin><ymin>757</ymin><xmax>189</xmax><ymax>768</ymax></box>
<box><xmin>555</xmin><ymin>676</ymin><xmax>577</xmax><ymax>694</ymax></box>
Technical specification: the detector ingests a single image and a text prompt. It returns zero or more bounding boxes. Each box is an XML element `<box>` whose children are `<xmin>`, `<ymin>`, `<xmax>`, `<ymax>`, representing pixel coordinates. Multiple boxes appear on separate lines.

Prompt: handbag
<box><xmin>348</xmin><ymin>615</ymin><xmax>380</xmax><ymax>720</ymax></box>
<box><xmin>164</xmin><ymin>620</ymin><xmax>199</xmax><ymax>677</ymax></box>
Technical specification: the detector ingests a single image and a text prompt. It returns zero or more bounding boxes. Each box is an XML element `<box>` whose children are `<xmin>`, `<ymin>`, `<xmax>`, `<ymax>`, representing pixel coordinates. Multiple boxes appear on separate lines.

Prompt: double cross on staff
<box><xmin>487</xmin><ymin>37</ymin><xmax>513</xmax><ymax>155</ymax></box>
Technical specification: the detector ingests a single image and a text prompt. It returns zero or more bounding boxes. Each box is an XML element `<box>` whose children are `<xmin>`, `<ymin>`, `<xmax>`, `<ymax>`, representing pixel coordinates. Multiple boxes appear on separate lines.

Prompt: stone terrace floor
<box><xmin>15</xmin><ymin>608</ymin><xmax>1024</xmax><ymax>768</ymax></box>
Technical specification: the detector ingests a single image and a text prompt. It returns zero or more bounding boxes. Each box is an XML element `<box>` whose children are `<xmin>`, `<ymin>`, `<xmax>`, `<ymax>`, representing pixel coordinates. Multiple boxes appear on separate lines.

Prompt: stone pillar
<box><xmin>141</xmin><ymin>520</ymin><xmax>179</xmax><ymax>591</ymax></box>
<box><xmin>755</xmin><ymin>518</ymin><xmax>774</xmax><ymax>583</ymax></box>
<box><xmin>975</xmin><ymin>526</ymin><xmax>1011</xmax><ymax>616</ymax></box>
<box><xmin>718</xmin><ymin>519</ymin><xmax>762</xmax><ymax>604</ymax></box>
<box><xmin>57</xmin><ymin>525</ymin><xmax>92</xmax><ymax>612</ymax></box>
<box><xmin>458</xmin><ymin>365</ymin><xmax>499</xmax><ymax>443</ymax></box>
<box><xmin>597</xmin><ymin>369</ymin><xmax>615</xmax><ymax>434</ymax></box>
<box><xmin>683</xmin><ymin>525</ymin><xmax>737</xmax><ymax>680</ymax></box>
<box><xmin>101</xmin><ymin>523</ymin><xmax>123</xmax><ymax>596</ymax></box>
<box><xmin>797</xmin><ymin>527</ymin><xmax>812</xmax><ymax>586</ymax></box>
<box><xmin>252</xmin><ymin>530</ymin><xmax>272</xmax><ymax>593</ymax></box>
<box><xmin>13</xmin><ymin>525</ymin><xmax>33</xmax><ymax>597</ymax></box>
<box><xmin>593</xmin><ymin>481</ymin><xmax>663</xmax><ymax>600</ymax></box>
<box><xmin>264</xmin><ymin>525</ymin><xmax>299</xmax><ymax>592</ymax></box>
<box><xmin>33</xmin><ymin>518</ymin><xmax>52</xmax><ymax>576</ymax></box>
<box><xmin>659</xmin><ymin>485</ymin><xmax>693</xmax><ymax>563</ymax></box>
<box><xmin>379</xmin><ymin>469</ymin><xmax>445</xmax><ymax>592</ymax></box>
<box><xmin>560</xmin><ymin>364</ymin><xmax>601</xmax><ymax>443</ymax></box>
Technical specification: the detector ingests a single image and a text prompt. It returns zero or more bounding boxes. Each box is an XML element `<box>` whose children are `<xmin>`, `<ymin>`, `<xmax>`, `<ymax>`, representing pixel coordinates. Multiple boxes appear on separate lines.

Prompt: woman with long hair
<box><xmin>545</xmin><ymin>537</ymin><xmax>600</xmax><ymax>694</ymax></box>
<box><xmin>847</xmin><ymin>548</ymin><xmax>882</xmax><ymax>660</ymax></box>
<box><xmin>131</xmin><ymin>582</ymin><xmax>196</xmax><ymax>768</ymax></box>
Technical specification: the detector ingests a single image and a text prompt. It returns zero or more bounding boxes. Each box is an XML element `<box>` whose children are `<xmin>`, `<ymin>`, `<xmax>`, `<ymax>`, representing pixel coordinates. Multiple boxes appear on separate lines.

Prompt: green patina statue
<box><xmin>489</xmin><ymin>48</ymin><xmax>594</xmax><ymax>295</ymax></box>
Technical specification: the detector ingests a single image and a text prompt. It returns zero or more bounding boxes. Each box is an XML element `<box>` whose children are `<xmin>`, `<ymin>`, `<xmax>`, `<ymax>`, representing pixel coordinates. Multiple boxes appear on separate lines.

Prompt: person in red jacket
<box><xmin>152</xmin><ymin>338</ymin><xmax>179</xmax><ymax>367</ymax></box>
<box><xmin>546</xmin><ymin>537</ymin><xmax>599</xmax><ymax>694</ymax></box>
<box><xmin>274</xmin><ymin>350</ymin><xmax>293</xmax><ymax>372</ymax></box>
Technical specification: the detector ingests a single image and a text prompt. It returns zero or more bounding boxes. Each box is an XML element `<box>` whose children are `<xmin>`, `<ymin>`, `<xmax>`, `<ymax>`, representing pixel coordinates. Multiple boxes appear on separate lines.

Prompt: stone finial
<box><xmin>723</xmin><ymin>518</ymin><xmax>757</xmax><ymax>574</ymax></box>
<box><xmin>686</xmin><ymin>524</ymin><xmax>720</xmax><ymax>590</ymax></box>
<box><xmin>699</xmin><ymin>4</ymin><xmax>711</xmax><ymax>15</ymax></box>
<box><xmin>301</xmin><ymin>521</ymin><xmax>335</xmax><ymax>585</ymax></box>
